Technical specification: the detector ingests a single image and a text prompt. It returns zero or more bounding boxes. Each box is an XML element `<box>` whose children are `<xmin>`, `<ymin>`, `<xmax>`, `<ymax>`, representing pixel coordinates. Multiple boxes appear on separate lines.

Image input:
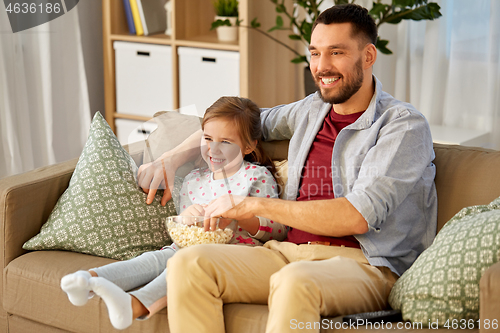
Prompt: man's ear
<box><xmin>364</xmin><ymin>43</ymin><xmax>377</xmax><ymax>69</ymax></box>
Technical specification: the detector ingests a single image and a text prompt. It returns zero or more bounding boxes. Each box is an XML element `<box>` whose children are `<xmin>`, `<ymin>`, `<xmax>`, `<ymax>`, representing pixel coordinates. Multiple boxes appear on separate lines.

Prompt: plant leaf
<box><xmin>369</xmin><ymin>2</ymin><xmax>389</xmax><ymax>21</ymax></box>
<box><xmin>375</xmin><ymin>38</ymin><xmax>393</xmax><ymax>54</ymax></box>
<box><xmin>291</xmin><ymin>55</ymin><xmax>308</xmax><ymax>64</ymax></box>
<box><xmin>384</xmin><ymin>3</ymin><xmax>442</xmax><ymax>24</ymax></box>
<box><xmin>288</xmin><ymin>34</ymin><xmax>302</xmax><ymax>41</ymax></box>
<box><xmin>393</xmin><ymin>0</ymin><xmax>413</xmax><ymax>9</ymax></box>
<box><xmin>212</xmin><ymin>0</ymin><xmax>239</xmax><ymax>17</ymax></box>
<box><xmin>211</xmin><ymin>19</ymin><xmax>232</xmax><ymax>30</ymax></box>
<box><xmin>267</xmin><ymin>15</ymin><xmax>284</xmax><ymax>32</ymax></box>
<box><xmin>426</xmin><ymin>3</ymin><xmax>442</xmax><ymax>19</ymax></box>
<box><xmin>250</xmin><ymin>18</ymin><xmax>261</xmax><ymax>29</ymax></box>
<box><xmin>276</xmin><ymin>15</ymin><xmax>284</xmax><ymax>28</ymax></box>
<box><xmin>301</xmin><ymin>22</ymin><xmax>312</xmax><ymax>44</ymax></box>
<box><xmin>276</xmin><ymin>4</ymin><xmax>286</xmax><ymax>13</ymax></box>
<box><xmin>296</xmin><ymin>0</ymin><xmax>308</xmax><ymax>8</ymax></box>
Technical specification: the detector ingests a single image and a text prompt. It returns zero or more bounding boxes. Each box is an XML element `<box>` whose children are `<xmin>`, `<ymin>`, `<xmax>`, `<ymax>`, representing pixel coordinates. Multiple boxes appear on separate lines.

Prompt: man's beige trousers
<box><xmin>167</xmin><ymin>240</ymin><xmax>398</xmax><ymax>333</ymax></box>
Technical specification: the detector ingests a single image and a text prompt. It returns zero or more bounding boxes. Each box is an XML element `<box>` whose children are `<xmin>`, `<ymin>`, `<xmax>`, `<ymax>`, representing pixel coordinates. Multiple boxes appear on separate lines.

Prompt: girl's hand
<box><xmin>203</xmin><ymin>194</ymin><xmax>256</xmax><ymax>231</ymax></box>
<box><xmin>180</xmin><ymin>204</ymin><xmax>206</xmax><ymax>217</ymax></box>
<box><xmin>137</xmin><ymin>129</ymin><xmax>203</xmax><ymax>206</ymax></box>
<box><xmin>137</xmin><ymin>154</ymin><xmax>177</xmax><ymax>206</ymax></box>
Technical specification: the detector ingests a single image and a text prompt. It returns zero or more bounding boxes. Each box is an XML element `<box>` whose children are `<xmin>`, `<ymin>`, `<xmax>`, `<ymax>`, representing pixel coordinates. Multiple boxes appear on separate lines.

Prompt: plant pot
<box><xmin>215</xmin><ymin>16</ymin><xmax>238</xmax><ymax>42</ymax></box>
<box><xmin>304</xmin><ymin>66</ymin><xmax>318</xmax><ymax>97</ymax></box>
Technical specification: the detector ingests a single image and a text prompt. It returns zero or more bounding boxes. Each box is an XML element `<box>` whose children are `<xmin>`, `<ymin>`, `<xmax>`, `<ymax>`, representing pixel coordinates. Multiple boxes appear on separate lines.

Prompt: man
<box><xmin>139</xmin><ymin>4</ymin><xmax>437</xmax><ymax>333</ymax></box>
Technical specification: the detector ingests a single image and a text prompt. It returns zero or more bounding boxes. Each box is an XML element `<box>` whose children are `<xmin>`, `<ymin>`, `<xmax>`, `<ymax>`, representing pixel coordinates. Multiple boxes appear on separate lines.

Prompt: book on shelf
<box><xmin>136</xmin><ymin>0</ymin><xmax>148</xmax><ymax>35</ymax></box>
<box><xmin>129</xmin><ymin>0</ymin><xmax>144</xmax><ymax>36</ymax></box>
<box><xmin>122</xmin><ymin>0</ymin><xmax>136</xmax><ymax>35</ymax></box>
<box><xmin>136</xmin><ymin>0</ymin><xmax>167</xmax><ymax>36</ymax></box>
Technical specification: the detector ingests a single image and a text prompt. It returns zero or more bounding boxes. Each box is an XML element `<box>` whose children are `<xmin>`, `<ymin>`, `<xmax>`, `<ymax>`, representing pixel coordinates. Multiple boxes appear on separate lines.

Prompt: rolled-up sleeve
<box><xmin>344</xmin><ymin>108</ymin><xmax>435</xmax><ymax>232</ymax></box>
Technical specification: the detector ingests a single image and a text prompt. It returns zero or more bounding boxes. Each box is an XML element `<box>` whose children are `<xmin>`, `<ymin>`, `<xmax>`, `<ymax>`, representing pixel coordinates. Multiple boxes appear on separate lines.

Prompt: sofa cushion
<box><xmin>23</xmin><ymin>112</ymin><xmax>175</xmax><ymax>260</ymax></box>
<box><xmin>388</xmin><ymin>197</ymin><xmax>500</xmax><ymax>327</ymax></box>
<box><xmin>3</xmin><ymin>251</ymin><xmax>170</xmax><ymax>333</ymax></box>
<box><xmin>4</xmin><ymin>252</ymin><xmax>272</xmax><ymax>333</ymax></box>
<box><xmin>142</xmin><ymin>111</ymin><xmax>202</xmax><ymax>164</ymax></box>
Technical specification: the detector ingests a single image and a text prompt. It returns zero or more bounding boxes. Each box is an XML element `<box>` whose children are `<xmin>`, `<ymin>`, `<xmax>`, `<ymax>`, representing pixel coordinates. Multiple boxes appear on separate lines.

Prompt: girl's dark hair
<box><xmin>202</xmin><ymin>96</ymin><xmax>278</xmax><ymax>183</ymax></box>
<box><xmin>312</xmin><ymin>4</ymin><xmax>378</xmax><ymax>47</ymax></box>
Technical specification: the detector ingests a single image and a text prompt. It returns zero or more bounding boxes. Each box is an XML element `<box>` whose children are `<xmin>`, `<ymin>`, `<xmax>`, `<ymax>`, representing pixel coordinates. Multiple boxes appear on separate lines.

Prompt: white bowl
<box><xmin>166</xmin><ymin>216</ymin><xmax>237</xmax><ymax>248</ymax></box>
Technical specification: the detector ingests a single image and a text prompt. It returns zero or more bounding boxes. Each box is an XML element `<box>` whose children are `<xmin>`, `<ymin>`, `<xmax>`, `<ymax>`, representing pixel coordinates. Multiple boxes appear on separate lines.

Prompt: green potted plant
<box><xmin>213</xmin><ymin>0</ymin><xmax>442</xmax><ymax>94</ymax></box>
<box><xmin>247</xmin><ymin>0</ymin><xmax>442</xmax><ymax>66</ymax></box>
<box><xmin>212</xmin><ymin>0</ymin><xmax>239</xmax><ymax>42</ymax></box>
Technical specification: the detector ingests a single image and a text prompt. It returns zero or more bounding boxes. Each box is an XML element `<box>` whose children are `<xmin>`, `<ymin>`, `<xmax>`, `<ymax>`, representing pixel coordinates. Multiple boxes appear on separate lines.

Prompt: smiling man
<box><xmin>162</xmin><ymin>4</ymin><xmax>437</xmax><ymax>333</ymax></box>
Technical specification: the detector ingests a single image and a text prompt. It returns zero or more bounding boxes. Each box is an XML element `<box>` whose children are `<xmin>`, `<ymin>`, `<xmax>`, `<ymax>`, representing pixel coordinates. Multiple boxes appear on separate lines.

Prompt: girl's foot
<box><xmin>60</xmin><ymin>270</ymin><xmax>93</xmax><ymax>306</ymax></box>
<box><xmin>89</xmin><ymin>277</ymin><xmax>133</xmax><ymax>330</ymax></box>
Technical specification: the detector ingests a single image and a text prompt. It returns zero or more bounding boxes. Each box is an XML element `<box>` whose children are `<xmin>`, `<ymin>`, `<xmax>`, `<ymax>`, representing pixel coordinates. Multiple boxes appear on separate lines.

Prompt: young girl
<box><xmin>60</xmin><ymin>96</ymin><xmax>287</xmax><ymax>330</ymax></box>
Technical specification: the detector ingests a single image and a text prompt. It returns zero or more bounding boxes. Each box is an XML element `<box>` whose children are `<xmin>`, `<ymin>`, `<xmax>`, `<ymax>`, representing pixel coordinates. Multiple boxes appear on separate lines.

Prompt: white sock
<box><xmin>60</xmin><ymin>270</ymin><xmax>93</xmax><ymax>306</ymax></box>
<box><xmin>89</xmin><ymin>277</ymin><xmax>133</xmax><ymax>330</ymax></box>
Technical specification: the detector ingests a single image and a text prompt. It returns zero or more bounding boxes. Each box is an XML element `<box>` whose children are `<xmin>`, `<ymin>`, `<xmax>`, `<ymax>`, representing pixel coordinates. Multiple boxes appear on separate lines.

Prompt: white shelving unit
<box><xmin>102</xmin><ymin>0</ymin><xmax>301</xmax><ymax>134</ymax></box>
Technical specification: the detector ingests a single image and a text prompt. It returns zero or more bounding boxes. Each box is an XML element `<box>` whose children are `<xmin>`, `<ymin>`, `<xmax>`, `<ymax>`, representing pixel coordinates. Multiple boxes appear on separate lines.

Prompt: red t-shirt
<box><xmin>285</xmin><ymin>107</ymin><xmax>364</xmax><ymax>248</ymax></box>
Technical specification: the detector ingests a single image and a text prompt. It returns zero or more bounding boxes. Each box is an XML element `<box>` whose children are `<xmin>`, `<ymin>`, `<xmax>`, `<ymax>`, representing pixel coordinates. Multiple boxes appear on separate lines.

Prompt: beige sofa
<box><xmin>1</xmin><ymin>142</ymin><xmax>500</xmax><ymax>333</ymax></box>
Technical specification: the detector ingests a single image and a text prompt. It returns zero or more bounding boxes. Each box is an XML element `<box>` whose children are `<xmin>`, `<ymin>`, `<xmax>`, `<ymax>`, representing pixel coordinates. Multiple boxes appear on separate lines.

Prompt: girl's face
<box><xmin>201</xmin><ymin>118</ymin><xmax>254</xmax><ymax>179</ymax></box>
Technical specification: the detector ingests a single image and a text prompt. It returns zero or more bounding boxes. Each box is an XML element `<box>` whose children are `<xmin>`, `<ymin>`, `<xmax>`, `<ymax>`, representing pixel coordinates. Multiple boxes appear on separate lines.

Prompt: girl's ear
<box><xmin>244</xmin><ymin>140</ymin><xmax>258</xmax><ymax>155</ymax></box>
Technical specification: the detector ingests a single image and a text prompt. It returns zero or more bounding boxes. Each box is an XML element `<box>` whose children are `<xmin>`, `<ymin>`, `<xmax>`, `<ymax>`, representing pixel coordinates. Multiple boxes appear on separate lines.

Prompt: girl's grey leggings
<box><xmin>91</xmin><ymin>247</ymin><xmax>176</xmax><ymax>309</ymax></box>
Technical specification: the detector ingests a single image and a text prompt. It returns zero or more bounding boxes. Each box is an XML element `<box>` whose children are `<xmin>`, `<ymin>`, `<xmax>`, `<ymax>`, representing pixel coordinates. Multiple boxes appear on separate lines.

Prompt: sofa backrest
<box><xmin>261</xmin><ymin>140</ymin><xmax>500</xmax><ymax>234</ymax></box>
<box><xmin>433</xmin><ymin>143</ymin><xmax>500</xmax><ymax>232</ymax></box>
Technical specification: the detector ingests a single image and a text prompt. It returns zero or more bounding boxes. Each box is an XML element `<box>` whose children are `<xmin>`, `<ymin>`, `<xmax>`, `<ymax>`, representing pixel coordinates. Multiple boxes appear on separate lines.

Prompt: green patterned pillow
<box><xmin>23</xmin><ymin>112</ymin><xmax>175</xmax><ymax>260</ymax></box>
<box><xmin>389</xmin><ymin>197</ymin><xmax>500</xmax><ymax>327</ymax></box>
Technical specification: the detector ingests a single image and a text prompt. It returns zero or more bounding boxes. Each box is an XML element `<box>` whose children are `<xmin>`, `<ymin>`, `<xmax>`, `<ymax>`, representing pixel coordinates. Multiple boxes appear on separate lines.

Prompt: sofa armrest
<box><xmin>0</xmin><ymin>141</ymin><xmax>145</xmax><ymax>269</ymax></box>
<box><xmin>0</xmin><ymin>158</ymin><xmax>78</xmax><ymax>269</ymax></box>
<box><xmin>480</xmin><ymin>261</ymin><xmax>500</xmax><ymax>332</ymax></box>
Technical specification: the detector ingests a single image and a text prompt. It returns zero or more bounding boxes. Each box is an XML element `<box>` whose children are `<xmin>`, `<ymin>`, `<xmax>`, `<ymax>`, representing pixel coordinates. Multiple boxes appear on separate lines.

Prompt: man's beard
<box><xmin>314</xmin><ymin>58</ymin><xmax>364</xmax><ymax>105</ymax></box>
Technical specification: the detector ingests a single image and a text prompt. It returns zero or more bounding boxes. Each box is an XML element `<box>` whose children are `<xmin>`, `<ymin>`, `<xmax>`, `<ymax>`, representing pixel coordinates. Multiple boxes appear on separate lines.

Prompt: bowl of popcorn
<box><xmin>166</xmin><ymin>216</ymin><xmax>237</xmax><ymax>248</ymax></box>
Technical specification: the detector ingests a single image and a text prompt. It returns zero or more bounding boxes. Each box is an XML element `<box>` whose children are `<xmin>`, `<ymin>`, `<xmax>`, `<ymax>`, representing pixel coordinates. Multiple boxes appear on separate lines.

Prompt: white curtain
<box><xmin>0</xmin><ymin>5</ymin><xmax>91</xmax><ymax>179</ymax></box>
<box><xmin>374</xmin><ymin>0</ymin><xmax>500</xmax><ymax>150</ymax></box>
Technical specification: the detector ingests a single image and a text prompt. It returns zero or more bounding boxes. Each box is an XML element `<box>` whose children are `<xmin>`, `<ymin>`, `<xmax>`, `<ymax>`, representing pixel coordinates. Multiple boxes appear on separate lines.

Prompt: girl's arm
<box><xmin>137</xmin><ymin>129</ymin><xmax>203</xmax><ymax>206</ymax></box>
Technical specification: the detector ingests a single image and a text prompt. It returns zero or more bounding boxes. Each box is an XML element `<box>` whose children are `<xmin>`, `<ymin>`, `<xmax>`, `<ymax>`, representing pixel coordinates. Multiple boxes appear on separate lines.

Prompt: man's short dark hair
<box><xmin>312</xmin><ymin>4</ymin><xmax>378</xmax><ymax>47</ymax></box>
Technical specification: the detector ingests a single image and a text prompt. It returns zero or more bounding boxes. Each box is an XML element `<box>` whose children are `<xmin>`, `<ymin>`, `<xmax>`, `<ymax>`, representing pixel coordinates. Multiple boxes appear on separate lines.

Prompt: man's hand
<box><xmin>203</xmin><ymin>194</ymin><xmax>257</xmax><ymax>231</ymax></box>
<box><xmin>137</xmin><ymin>155</ymin><xmax>177</xmax><ymax>206</ymax></box>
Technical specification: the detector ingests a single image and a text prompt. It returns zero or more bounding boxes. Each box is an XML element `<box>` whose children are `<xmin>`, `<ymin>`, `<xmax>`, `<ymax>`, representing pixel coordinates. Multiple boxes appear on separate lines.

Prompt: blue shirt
<box><xmin>260</xmin><ymin>76</ymin><xmax>437</xmax><ymax>276</ymax></box>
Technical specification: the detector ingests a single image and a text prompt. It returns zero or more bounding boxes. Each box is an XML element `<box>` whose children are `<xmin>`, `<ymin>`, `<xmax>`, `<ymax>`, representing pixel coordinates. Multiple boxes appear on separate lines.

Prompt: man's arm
<box><xmin>207</xmin><ymin>196</ymin><xmax>368</xmax><ymax>237</ymax></box>
<box><xmin>252</xmin><ymin>197</ymin><xmax>369</xmax><ymax>236</ymax></box>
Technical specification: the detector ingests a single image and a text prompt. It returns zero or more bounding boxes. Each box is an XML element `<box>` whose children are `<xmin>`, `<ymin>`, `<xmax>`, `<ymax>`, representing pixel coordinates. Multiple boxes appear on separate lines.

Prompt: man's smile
<box><xmin>320</xmin><ymin>77</ymin><xmax>340</xmax><ymax>85</ymax></box>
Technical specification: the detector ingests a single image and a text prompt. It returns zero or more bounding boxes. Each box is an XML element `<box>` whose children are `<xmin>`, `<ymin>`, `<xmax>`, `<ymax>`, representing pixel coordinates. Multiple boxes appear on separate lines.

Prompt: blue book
<box><xmin>123</xmin><ymin>0</ymin><xmax>136</xmax><ymax>35</ymax></box>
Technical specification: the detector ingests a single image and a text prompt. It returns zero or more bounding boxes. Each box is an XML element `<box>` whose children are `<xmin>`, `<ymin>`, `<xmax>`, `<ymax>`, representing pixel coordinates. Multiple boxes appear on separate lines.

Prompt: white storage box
<box><xmin>115</xmin><ymin>119</ymin><xmax>158</xmax><ymax>146</ymax></box>
<box><xmin>178</xmin><ymin>47</ymin><xmax>239</xmax><ymax>116</ymax></box>
<box><xmin>114</xmin><ymin>42</ymin><xmax>173</xmax><ymax>117</ymax></box>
